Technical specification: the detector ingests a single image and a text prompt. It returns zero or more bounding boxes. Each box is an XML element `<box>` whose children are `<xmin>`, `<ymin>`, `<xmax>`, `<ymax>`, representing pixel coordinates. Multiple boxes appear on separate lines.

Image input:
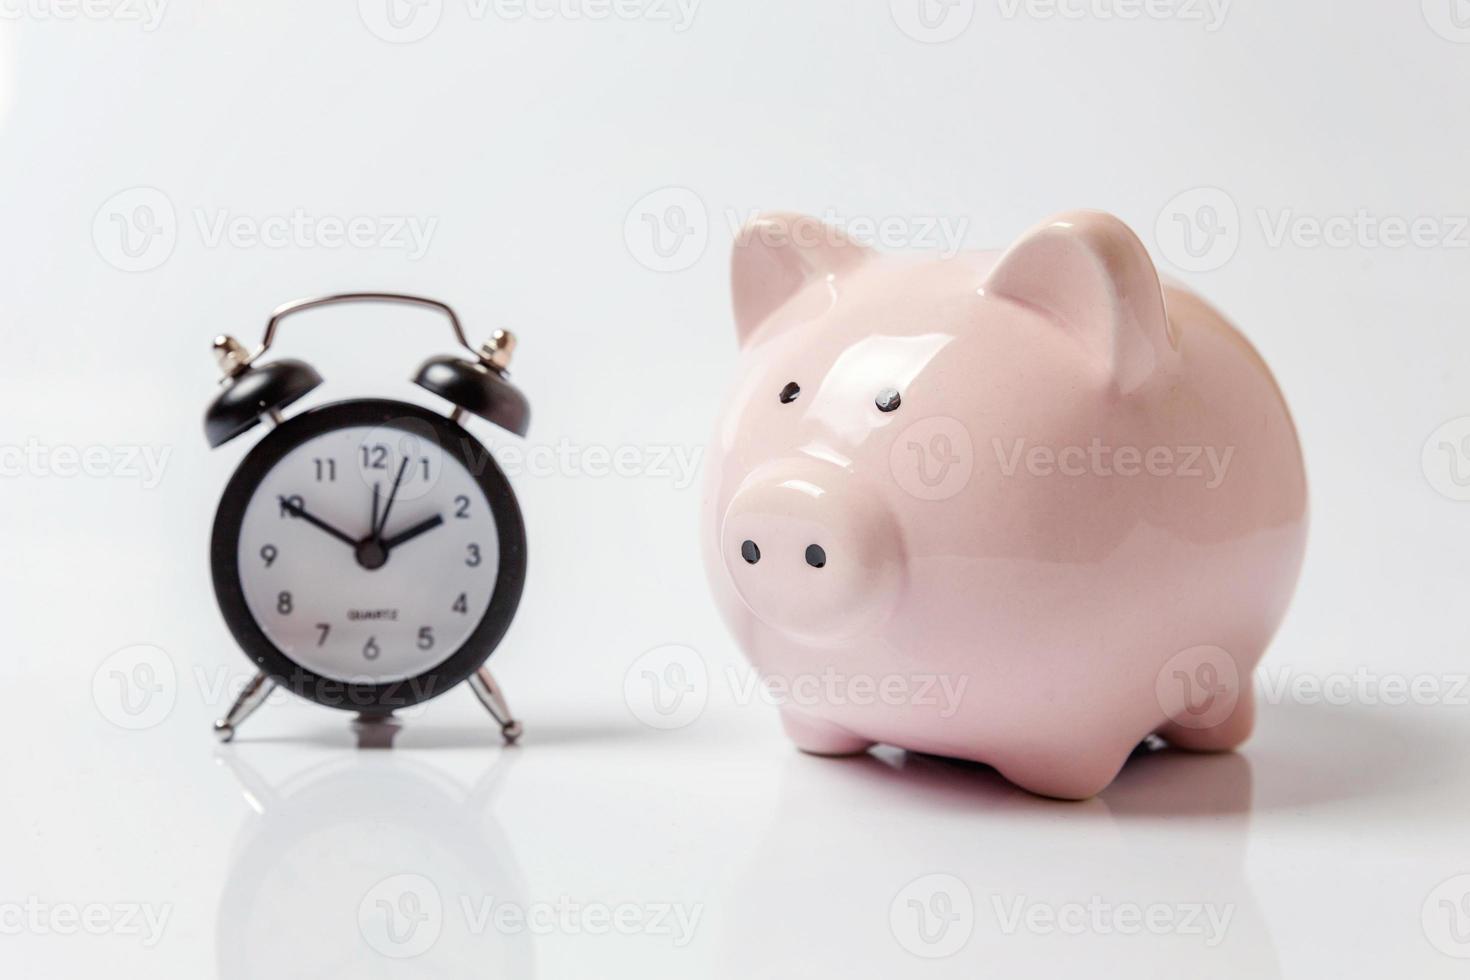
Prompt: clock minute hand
<box><xmin>374</xmin><ymin>457</ymin><xmax>411</xmax><ymax>538</ymax></box>
<box><xmin>279</xmin><ymin>497</ymin><xmax>358</xmax><ymax>548</ymax></box>
<box><xmin>381</xmin><ymin>514</ymin><xmax>445</xmax><ymax>552</ymax></box>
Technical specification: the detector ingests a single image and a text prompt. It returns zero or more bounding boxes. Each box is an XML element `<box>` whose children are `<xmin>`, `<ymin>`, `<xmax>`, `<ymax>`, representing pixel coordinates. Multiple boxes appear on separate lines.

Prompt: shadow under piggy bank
<box><xmin>214</xmin><ymin>748</ymin><xmax>534</xmax><ymax>980</ymax></box>
<box><xmin>717</xmin><ymin>744</ymin><xmax>1278</xmax><ymax>979</ymax></box>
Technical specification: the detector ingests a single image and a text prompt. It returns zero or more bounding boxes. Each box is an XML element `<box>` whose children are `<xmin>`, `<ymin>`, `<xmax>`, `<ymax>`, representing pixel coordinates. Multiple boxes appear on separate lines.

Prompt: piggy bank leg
<box><xmin>779</xmin><ymin>709</ymin><xmax>874</xmax><ymax>757</ymax></box>
<box><xmin>1158</xmin><ymin>680</ymin><xmax>1256</xmax><ymax>752</ymax></box>
<box><xmin>993</xmin><ymin>737</ymin><xmax>1140</xmax><ymax>801</ymax></box>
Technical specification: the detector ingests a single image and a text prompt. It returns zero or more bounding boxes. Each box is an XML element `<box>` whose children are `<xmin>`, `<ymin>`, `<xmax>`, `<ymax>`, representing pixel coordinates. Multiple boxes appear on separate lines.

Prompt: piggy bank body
<box><xmin>702</xmin><ymin>210</ymin><xmax>1307</xmax><ymax>800</ymax></box>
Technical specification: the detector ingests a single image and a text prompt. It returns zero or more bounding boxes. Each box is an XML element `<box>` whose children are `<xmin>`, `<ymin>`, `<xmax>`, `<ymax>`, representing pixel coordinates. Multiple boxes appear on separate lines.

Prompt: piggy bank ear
<box><xmin>731</xmin><ymin>212</ymin><xmax>873</xmax><ymax>348</ymax></box>
<box><xmin>982</xmin><ymin>210</ymin><xmax>1175</xmax><ymax>393</ymax></box>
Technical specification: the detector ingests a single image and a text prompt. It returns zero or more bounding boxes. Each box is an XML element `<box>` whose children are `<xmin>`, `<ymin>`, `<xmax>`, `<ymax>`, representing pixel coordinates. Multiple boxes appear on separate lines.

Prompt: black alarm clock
<box><xmin>205</xmin><ymin>293</ymin><xmax>527</xmax><ymax>743</ymax></box>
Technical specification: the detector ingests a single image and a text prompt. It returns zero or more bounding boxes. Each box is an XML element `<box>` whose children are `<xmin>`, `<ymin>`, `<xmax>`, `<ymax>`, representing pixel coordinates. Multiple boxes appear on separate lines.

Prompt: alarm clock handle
<box><xmin>469</xmin><ymin>667</ymin><xmax>522</xmax><ymax>744</ymax></box>
<box><xmin>250</xmin><ymin>292</ymin><xmax>478</xmax><ymax>364</ymax></box>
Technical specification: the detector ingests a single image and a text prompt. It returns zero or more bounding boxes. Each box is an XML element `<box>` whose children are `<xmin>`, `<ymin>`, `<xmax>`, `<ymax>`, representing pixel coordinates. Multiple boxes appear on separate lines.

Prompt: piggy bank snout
<box><xmin>720</xmin><ymin>462</ymin><xmax>904</xmax><ymax>641</ymax></box>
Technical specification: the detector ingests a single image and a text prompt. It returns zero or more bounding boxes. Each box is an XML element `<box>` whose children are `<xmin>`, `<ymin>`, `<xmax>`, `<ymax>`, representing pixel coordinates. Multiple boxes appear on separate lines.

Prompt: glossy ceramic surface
<box><xmin>702</xmin><ymin>210</ymin><xmax>1309</xmax><ymax>799</ymax></box>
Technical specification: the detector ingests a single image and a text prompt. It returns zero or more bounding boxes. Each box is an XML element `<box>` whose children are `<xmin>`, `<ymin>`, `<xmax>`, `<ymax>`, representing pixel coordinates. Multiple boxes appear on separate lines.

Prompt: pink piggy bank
<box><xmin>701</xmin><ymin>209</ymin><xmax>1308</xmax><ymax>799</ymax></box>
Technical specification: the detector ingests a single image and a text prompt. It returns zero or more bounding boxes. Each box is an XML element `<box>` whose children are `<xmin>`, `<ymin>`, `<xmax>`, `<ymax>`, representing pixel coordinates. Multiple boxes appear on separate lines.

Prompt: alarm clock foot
<box><xmin>352</xmin><ymin>712</ymin><xmax>402</xmax><ymax>749</ymax></box>
<box><xmin>469</xmin><ymin>667</ymin><xmax>521</xmax><ymax>744</ymax></box>
<box><xmin>214</xmin><ymin>671</ymin><xmax>276</xmax><ymax>742</ymax></box>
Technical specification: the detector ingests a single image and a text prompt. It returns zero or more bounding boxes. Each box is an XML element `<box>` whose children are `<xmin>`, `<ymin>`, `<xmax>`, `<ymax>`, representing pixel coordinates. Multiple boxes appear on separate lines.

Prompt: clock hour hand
<box><xmin>381</xmin><ymin>514</ymin><xmax>445</xmax><ymax>552</ymax></box>
<box><xmin>279</xmin><ymin>497</ymin><xmax>358</xmax><ymax>548</ymax></box>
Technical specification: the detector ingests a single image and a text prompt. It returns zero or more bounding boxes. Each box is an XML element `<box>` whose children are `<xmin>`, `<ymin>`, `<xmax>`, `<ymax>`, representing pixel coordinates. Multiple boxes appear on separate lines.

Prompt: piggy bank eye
<box><xmin>779</xmin><ymin>382</ymin><xmax>801</xmax><ymax>404</ymax></box>
<box><xmin>875</xmin><ymin>388</ymin><xmax>902</xmax><ymax>413</ymax></box>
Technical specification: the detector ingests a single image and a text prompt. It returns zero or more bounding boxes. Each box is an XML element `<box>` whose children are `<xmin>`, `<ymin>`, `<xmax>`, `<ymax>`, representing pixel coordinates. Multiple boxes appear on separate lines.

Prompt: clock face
<box><xmin>212</xmin><ymin>400</ymin><xmax>525</xmax><ymax>708</ymax></box>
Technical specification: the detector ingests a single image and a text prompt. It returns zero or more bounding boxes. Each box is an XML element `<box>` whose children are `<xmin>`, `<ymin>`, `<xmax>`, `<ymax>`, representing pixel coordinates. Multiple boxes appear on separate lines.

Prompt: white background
<box><xmin>1</xmin><ymin>1</ymin><xmax>1468</xmax><ymax>976</ymax></box>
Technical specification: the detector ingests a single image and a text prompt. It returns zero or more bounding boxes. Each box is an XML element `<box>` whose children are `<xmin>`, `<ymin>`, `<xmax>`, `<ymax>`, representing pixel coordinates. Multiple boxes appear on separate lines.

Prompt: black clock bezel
<box><xmin>211</xmin><ymin>398</ymin><xmax>527</xmax><ymax>714</ymax></box>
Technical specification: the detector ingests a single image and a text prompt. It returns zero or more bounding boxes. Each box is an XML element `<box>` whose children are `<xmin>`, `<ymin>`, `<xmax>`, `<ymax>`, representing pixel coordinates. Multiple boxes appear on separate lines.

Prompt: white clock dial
<box><xmin>235</xmin><ymin>424</ymin><xmax>500</xmax><ymax>684</ymax></box>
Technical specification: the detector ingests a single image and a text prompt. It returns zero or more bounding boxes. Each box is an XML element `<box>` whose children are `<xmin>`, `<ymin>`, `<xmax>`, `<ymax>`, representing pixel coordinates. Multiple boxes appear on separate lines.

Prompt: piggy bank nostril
<box><xmin>741</xmin><ymin>540</ymin><xmax>761</xmax><ymax>564</ymax></box>
<box><xmin>805</xmin><ymin>544</ymin><xmax>826</xmax><ymax>568</ymax></box>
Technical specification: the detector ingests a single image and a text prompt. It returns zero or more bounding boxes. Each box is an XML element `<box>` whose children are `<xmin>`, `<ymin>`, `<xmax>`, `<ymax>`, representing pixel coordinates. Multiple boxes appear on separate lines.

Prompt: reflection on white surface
<box><xmin>3</xmin><ymin>675</ymin><xmax>1470</xmax><ymax>977</ymax></box>
<box><xmin>214</xmin><ymin>747</ymin><xmax>535</xmax><ymax>980</ymax></box>
<box><xmin>717</xmin><ymin>744</ymin><xmax>1280</xmax><ymax>979</ymax></box>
